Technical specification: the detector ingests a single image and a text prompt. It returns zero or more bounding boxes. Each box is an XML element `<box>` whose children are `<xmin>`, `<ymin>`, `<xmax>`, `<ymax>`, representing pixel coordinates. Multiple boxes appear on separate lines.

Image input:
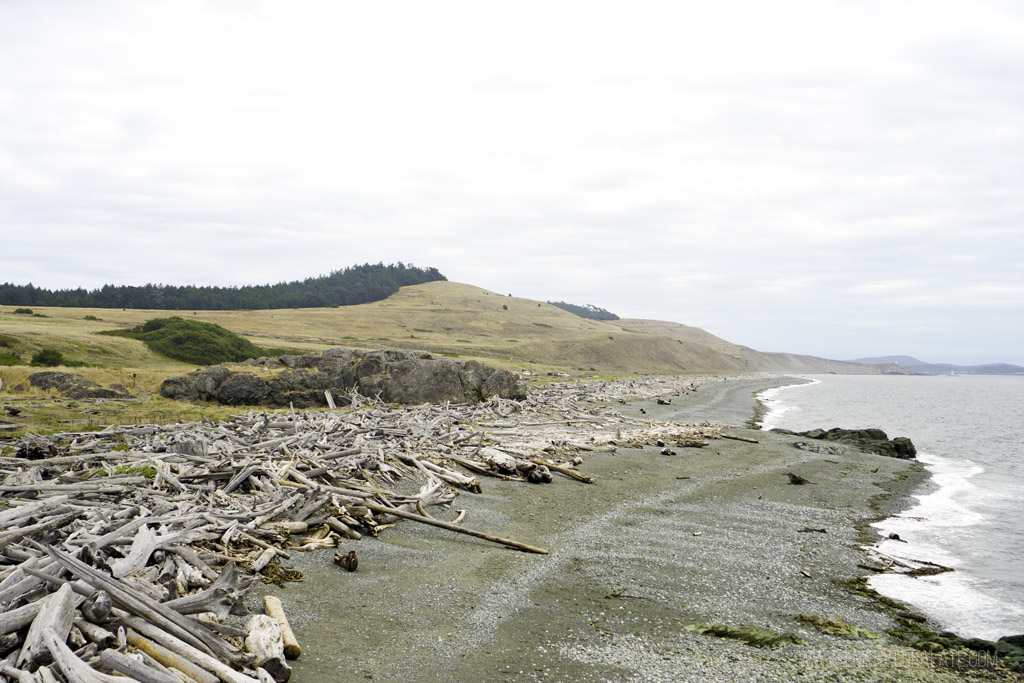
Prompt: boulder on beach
<box><xmin>159</xmin><ymin>347</ymin><xmax>526</xmax><ymax>407</ymax></box>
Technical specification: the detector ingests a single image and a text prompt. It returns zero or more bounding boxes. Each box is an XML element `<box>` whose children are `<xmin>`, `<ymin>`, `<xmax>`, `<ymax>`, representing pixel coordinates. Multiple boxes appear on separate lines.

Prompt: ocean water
<box><xmin>758</xmin><ymin>374</ymin><xmax>1024</xmax><ymax>640</ymax></box>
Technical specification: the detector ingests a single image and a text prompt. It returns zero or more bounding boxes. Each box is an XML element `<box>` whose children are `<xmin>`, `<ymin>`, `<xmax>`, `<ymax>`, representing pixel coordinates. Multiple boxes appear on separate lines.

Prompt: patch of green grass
<box><xmin>793</xmin><ymin>614</ymin><xmax>878</xmax><ymax>639</ymax></box>
<box><xmin>686</xmin><ymin>623</ymin><xmax>802</xmax><ymax>649</ymax></box>
<box><xmin>0</xmin><ymin>334</ymin><xmax>17</xmax><ymax>348</ymax></box>
<box><xmin>84</xmin><ymin>315</ymin><xmax>102</xmax><ymax>321</ymax></box>
<box><xmin>0</xmin><ymin>353</ymin><xmax>26</xmax><ymax>366</ymax></box>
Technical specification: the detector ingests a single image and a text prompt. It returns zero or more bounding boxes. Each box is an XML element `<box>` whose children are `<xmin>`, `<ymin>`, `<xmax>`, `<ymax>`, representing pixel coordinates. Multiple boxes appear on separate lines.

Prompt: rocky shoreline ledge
<box><xmin>1</xmin><ymin>374</ymin><xmax>1020</xmax><ymax>681</ymax></box>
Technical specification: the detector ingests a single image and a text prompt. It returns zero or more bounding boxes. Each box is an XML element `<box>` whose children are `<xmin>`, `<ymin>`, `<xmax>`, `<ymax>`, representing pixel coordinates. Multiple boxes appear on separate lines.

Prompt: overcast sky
<box><xmin>1</xmin><ymin>1</ymin><xmax>1022</xmax><ymax>366</ymax></box>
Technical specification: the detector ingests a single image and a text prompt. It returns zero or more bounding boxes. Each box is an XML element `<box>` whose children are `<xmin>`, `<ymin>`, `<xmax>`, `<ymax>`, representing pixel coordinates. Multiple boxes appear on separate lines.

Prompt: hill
<box><xmin>0</xmin><ymin>280</ymin><xmax>903</xmax><ymax>434</ymax></box>
<box><xmin>849</xmin><ymin>356</ymin><xmax>1024</xmax><ymax>375</ymax></box>
<box><xmin>0</xmin><ymin>281</ymin><xmax>890</xmax><ymax>381</ymax></box>
<box><xmin>611</xmin><ymin>319</ymin><xmax>908</xmax><ymax>374</ymax></box>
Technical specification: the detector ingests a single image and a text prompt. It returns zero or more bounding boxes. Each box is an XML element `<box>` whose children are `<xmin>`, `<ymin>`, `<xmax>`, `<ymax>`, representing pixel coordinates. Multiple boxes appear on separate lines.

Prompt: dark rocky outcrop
<box><xmin>159</xmin><ymin>347</ymin><xmax>526</xmax><ymax>407</ymax></box>
<box><xmin>771</xmin><ymin>427</ymin><xmax>917</xmax><ymax>459</ymax></box>
<box><xmin>913</xmin><ymin>631</ymin><xmax>1024</xmax><ymax>672</ymax></box>
<box><xmin>27</xmin><ymin>371</ymin><xmax>133</xmax><ymax>400</ymax></box>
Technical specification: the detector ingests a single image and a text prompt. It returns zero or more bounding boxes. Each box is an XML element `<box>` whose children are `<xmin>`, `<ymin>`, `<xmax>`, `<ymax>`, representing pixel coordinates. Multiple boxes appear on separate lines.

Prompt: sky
<box><xmin>1</xmin><ymin>1</ymin><xmax>1022</xmax><ymax>366</ymax></box>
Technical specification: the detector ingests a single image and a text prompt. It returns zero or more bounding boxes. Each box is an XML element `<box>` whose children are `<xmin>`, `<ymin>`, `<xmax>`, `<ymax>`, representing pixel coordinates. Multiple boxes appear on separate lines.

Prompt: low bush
<box><xmin>102</xmin><ymin>316</ymin><xmax>267</xmax><ymax>365</ymax></box>
<box><xmin>31</xmin><ymin>348</ymin><xmax>65</xmax><ymax>366</ymax></box>
<box><xmin>13</xmin><ymin>308</ymin><xmax>33</xmax><ymax>314</ymax></box>
<box><xmin>0</xmin><ymin>353</ymin><xmax>25</xmax><ymax>366</ymax></box>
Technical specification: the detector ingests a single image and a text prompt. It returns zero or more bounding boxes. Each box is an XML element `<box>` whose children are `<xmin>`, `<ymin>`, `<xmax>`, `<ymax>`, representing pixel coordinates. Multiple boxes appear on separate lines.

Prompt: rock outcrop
<box><xmin>772</xmin><ymin>427</ymin><xmax>917</xmax><ymax>459</ymax></box>
<box><xmin>27</xmin><ymin>371</ymin><xmax>133</xmax><ymax>400</ymax></box>
<box><xmin>159</xmin><ymin>347</ymin><xmax>526</xmax><ymax>407</ymax></box>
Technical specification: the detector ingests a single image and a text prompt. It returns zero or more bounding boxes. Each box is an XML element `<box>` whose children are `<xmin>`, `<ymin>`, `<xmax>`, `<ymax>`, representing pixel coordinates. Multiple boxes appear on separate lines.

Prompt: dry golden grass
<box><xmin>1</xmin><ymin>281</ymin><xmax>858</xmax><ymax>435</ymax></box>
<box><xmin>0</xmin><ymin>282</ymin><xmax>748</xmax><ymax>377</ymax></box>
<box><xmin>0</xmin><ymin>281</ymin><xmax>765</xmax><ymax>435</ymax></box>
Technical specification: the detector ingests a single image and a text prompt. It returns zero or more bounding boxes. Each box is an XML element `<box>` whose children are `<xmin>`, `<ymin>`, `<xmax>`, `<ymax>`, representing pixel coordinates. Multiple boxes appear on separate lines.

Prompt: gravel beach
<box><xmin>257</xmin><ymin>377</ymin><xmax>1012</xmax><ymax>682</ymax></box>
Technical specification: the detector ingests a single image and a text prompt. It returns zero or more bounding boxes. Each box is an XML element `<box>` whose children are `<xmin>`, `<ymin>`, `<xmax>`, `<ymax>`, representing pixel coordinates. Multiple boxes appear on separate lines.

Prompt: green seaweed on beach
<box><xmin>685</xmin><ymin>623</ymin><xmax>803</xmax><ymax>649</ymax></box>
<box><xmin>793</xmin><ymin>614</ymin><xmax>879</xmax><ymax>639</ymax></box>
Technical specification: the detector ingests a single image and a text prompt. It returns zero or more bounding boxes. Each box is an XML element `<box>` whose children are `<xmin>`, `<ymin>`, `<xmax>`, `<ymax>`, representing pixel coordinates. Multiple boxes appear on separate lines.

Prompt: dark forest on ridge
<box><xmin>0</xmin><ymin>263</ymin><xmax>446</xmax><ymax>310</ymax></box>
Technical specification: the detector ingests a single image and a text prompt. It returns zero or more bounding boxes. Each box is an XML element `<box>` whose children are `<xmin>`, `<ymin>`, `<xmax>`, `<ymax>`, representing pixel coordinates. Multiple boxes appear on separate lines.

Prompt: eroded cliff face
<box><xmin>159</xmin><ymin>347</ymin><xmax>525</xmax><ymax>408</ymax></box>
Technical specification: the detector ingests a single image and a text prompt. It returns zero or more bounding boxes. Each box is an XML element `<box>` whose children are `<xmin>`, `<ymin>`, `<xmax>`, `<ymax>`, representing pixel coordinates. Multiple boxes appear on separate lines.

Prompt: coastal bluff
<box><xmin>159</xmin><ymin>347</ymin><xmax>526</xmax><ymax>407</ymax></box>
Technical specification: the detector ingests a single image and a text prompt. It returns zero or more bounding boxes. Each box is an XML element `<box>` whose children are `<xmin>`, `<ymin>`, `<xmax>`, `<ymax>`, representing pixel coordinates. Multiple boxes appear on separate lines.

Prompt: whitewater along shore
<box><xmin>262</xmin><ymin>377</ymin><xmax>1014</xmax><ymax>682</ymax></box>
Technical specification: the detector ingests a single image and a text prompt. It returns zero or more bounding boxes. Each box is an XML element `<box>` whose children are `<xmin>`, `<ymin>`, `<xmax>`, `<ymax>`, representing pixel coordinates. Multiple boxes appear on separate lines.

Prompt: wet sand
<box><xmin>254</xmin><ymin>377</ymin><xmax>992</xmax><ymax>682</ymax></box>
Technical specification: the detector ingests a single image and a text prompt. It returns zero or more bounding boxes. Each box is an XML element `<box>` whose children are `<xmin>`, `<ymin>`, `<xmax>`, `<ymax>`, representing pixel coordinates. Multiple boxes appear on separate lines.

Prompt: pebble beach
<box><xmin>260</xmin><ymin>377</ymin><xmax>1015</xmax><ymax>682</ymax></box>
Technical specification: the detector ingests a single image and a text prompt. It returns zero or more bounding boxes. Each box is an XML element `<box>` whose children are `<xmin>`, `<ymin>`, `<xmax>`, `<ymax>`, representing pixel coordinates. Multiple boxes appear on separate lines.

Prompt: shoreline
<box><xmin>759</xmin><ymin>374</ymin><xmax>1024</xmax><ymax>647</ymax></box>
<box><xmin>260</xmin><ymin>376</ymin><xmax>1013</xmax><ymax>681</ymax></box>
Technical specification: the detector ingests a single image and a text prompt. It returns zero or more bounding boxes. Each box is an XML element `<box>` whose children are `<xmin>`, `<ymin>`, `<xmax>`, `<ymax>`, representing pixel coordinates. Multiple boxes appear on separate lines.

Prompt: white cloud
<box><xmin>1</xmin><ymin>0</ymin><xmax>1022</xmax><ymax>365</ymax></box>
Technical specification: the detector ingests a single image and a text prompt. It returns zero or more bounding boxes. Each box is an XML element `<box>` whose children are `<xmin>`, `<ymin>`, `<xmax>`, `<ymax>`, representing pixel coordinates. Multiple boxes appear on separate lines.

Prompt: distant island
<box><xmin>848</xmin><ymin>355</ymin><xmax>1024</xmax><ymax>375</ymax></box>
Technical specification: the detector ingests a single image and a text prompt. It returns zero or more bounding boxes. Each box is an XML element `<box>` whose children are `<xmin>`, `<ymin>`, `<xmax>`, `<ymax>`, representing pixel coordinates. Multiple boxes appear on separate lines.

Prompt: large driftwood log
<box><xmin>359</xmin><ymin>501</ymin><xmax>548</xmax><ymax>554</ymax></box>
<box><xmin>0</xmin><ymin>601</ymin><xmax>43</xmax><ymax>636</ymax></box>
<box><xmin>41</xmin><ymin>627</ymin><xmax>126</xmax><ymax>683</ymax></box>
<box><xmin>262</xmin><ymin>596</ymin><xmax>300</xmax><ymax>660</ymax></box>
<box><xmin>98</xmin><ymin>649</ymin><xmax>184</xmax><ymax>683</ymax></box>
<box><xmin>72</xmin><ymin>618</ymin><xmax>116</xmax><ymax>649</ymax></box>
<box><xmin>17</xmin><ymin>584</ymin><xmax>77</xmax><ymax>669</ymax></box>
<box><xmin>479</xmin><ymin>448</ymin><xmax>517</xmax><ymax>475</ymax></box>
<box><xmin>245</xmin><ymin>614</ymin><xmax>291</xmax><ymax>682</ymax></box>
<box><xmin>125</xmin><ymin>618</ymin><xmax>260</xmax><ymax>683</ymax></box>
<box><xmin>125</xmin><ymin>628</ymin><xmax>220</xmax><ymax>683</ymax></box>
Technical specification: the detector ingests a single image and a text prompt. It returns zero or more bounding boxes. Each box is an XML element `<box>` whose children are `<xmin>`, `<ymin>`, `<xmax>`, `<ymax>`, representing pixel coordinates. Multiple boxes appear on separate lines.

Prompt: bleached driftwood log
<box><xmin>125</xmin><ymin>628</ymin><xmax>220</xmax><ymax>683</ymax></box>
<box><xmin>98</xmin><ymin>648</ymin><xmax>184</xmax><ymax>683</ymax></box>
<box><xmin>17</xmin><ymin>583</ymin><xmax>77</xmax><ymax>669</ymax></box>
<box><xmin>246</xmin><ymin>614</ymin><xmax>291</xmax><ymax>682</ymax></box>
<box><xmin>124</xmin><ymin>617</ymin><xmax>260</xmax><ymax>683</ymax></box>
<box><xmin>262</xmin><ymin>596</ymin><xmax>300</xmax><ymax>660</ymax></box>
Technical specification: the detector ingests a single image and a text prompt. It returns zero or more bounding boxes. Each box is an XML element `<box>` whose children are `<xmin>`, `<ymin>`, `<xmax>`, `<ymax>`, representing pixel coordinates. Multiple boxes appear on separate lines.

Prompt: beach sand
<box><xmin>256</xmin><ymin>378</ymin><xmax>1010</xmax><ymax>682</ymax></box>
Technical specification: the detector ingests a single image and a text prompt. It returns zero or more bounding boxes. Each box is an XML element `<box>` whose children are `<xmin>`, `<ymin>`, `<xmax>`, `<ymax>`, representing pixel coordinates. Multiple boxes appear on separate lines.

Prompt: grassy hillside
<box><xmin>611</xmin><ymin>319</ymin><xmax>887</xmax><ymax>374</ymax></box>
<box><xmin>0</xmin><ymin>280</ymin><xmax>883</xmax><ymax>434</ymax></box>
<box><xmin>0</xmin><ymin>281</ymin><xmax>873</xmax><ymax>381</ymax></box>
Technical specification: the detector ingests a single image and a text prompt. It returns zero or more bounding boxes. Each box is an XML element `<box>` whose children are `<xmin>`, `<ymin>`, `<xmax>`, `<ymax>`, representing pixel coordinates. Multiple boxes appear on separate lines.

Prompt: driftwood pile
<box><xmin>0</xmin><ymin>375</ymin><xmax>730</xmax><ymax>682</ymax></box>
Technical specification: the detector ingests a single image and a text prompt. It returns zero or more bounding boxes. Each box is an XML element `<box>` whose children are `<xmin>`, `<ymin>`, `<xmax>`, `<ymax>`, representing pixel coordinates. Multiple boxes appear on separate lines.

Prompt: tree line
<box><xmin>0</xmin><ymin>263</ymin><xmax>446</xmax><ymax>310</ymax></box>
<box><xmin>547</xmin><ymin>301</ymin><xmax>620</xmax><ymax>320</ymax></box>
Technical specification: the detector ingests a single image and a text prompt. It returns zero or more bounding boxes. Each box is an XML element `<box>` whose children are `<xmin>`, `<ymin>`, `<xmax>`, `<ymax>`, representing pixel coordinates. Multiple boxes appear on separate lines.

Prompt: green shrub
<box><xmin>84</xmin><ymin>315</ymin><xmax>101</xmax><ymax>321</ymax></box>
<box><xmin>0</xmin><ymin>334</ymin><xmax>16</xmax><ymax>348</ymax></box>
<box><xmin>31</xmin><ymin>348</ymin><xmax>65</xmax><ymax>366</ymax></box>
<box><xmin>0</xmin><ymin>353</ymin><xmax>25</xmax><ymax>366</ymax></box>
<box><xmin>13</xmin><ymin>308</ymin><xmax>33</xmax><ymax>315</ymax></box>
<box><xmin>102</xmin><ymin>316</ymin><xmax>267</xmax><ymax>365</ymax></box>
